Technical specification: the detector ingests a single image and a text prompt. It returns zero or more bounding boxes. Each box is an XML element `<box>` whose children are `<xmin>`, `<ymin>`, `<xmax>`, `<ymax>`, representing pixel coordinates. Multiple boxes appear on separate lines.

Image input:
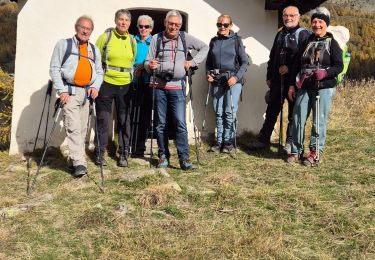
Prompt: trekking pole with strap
<box><xmin>130</xmin><ymin>78</ymin><xmax>141</xmax><ymax>155</ymax></box>
<box><xmin>187</xmin><ymin>68</ymin><xmax>200</xmax><ymax>166</ymax></box>
<box><xmin>201</xmin><ymin>82</ymin><xmax>211</xmax><ymax>146</ymax></box>
<box><xmin>149</xmin><ymin>70</ymin><xmax>156</xmax><ymax>168</ymax></box>
<box><xmin>31</xmin><ymin>80</ymin><xmax>53</xmax><ymax>153</ymax></box>
<box><xmin>27</xmin><ymin>80</ymin><xmax>53</xmax><ymax>191</ymax></box>
<box><xmin>314</xmin><ymin>48</ymin><xmax>321</xmax><ymax>163</ymax></box>
<box><xmin>27</xmin><ymin>99</ymin><xmax>63</xmax><ymax>195</ymax></box>
<box><xmin>91</xmin><ymin>99</ymin><xmax>105</xmax><ymax>192</ymax></box>
<box><xmin>278</xmin><ymin>49</ymin><xmax>286</xmax><ymax>155</ymax></box>
<box><xmin>133</xmin><ymin>74</ymin><xmax>146</xmax><ymax>155</ymax></box>
<box><xmin>229</xmin><ymin>87</ymin><xmax>237</xmax><ymax>154</ymax></box>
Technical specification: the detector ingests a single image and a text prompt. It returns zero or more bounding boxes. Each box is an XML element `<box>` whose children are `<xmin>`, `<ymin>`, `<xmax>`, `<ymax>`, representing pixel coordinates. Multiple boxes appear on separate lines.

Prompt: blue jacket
<box><xmin>134</xmin><ymin>34</ymin><xmax>152</xmax><ymax>83</ymax></box>
<box><xmin>134</xmin><ymin>34</ymin><xmax>152</xmax><ymax>67</ymax></box>
<box><xmin>206</xmin><ymin>31</ymin><xmax>249</xmax><ymax>83</ymax></box>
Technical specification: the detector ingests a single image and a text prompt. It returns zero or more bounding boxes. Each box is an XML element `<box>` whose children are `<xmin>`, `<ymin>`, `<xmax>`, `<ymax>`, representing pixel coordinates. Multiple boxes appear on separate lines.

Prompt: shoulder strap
<box><xmin>89</xmin><ymin>42</ymin><xmax>96</xmax><ymax>62</ymax></box>
<box><xmin>129</xmin><ymin>34</ymin><xmax>135</xmax><ymax>56</ymax></box>
<box><xmin>61</xmin><ymin>38</ymin><xmax>73</xmax><ymax>66</ymax></box>
<box><xmin>155</xmin><ymin>32</ymin><xmax>164</xmax><ymax>58</ymax></box>
<box><xmin>103</xmin><ymin>28</ymin><xmax>113</xmax><ymax>65</ymax></box>
<box><xmin>179</xmin><ymin>31</ymin><xmax>188</xmax><ymax>58</ymax></box>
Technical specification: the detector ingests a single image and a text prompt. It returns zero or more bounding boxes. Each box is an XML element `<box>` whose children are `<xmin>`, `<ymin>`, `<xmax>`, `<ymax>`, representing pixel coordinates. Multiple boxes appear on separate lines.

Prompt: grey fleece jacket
<box><xmin>49</xmin><ymin>36</ymin><xmax>104</xmax><ymax>95</ymax></box>
<box><xmin>144</xmin><ymin>31</ymin><xmax>208</xmax><ymax>89</ymax></box>
<box><xmin>206</xmin><ymin>31</ymin><xmax>249</xmax><ymax>82</ymax></box>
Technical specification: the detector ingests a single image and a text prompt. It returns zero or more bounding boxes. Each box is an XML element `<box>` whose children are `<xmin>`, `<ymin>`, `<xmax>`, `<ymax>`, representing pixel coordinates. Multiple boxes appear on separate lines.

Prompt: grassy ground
<box><xmin>0</xmin><ymin>80</ymin><xmax>374</xmax><ymax>259</ymax></box>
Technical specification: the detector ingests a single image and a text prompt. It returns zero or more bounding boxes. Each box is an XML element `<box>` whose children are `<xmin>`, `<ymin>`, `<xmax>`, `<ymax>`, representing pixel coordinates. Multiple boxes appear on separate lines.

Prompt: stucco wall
<box><xmin>10</xmin><ymin>0</ymin><xmax>278</xmax><ymax>155</ymax></box>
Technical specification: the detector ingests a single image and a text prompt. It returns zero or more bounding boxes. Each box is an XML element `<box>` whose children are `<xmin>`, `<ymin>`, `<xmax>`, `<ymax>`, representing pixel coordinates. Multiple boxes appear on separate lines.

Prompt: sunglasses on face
<box><xmin>139</xmin><ymin>25</ymin><xmax>150</xmax><ymax>29</ymax></box>
<box><xmin>216</xmin><ymin>23</ymin><xmax>230</xmax><ymax>28</ymax></box>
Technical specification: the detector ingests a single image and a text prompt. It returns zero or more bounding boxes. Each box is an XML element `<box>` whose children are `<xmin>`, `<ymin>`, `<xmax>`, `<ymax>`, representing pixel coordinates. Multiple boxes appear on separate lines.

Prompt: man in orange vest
<box><xmin>50</xmin><ymin>15</ymin><xmax>103</xmax><ymax>177</ymax></box>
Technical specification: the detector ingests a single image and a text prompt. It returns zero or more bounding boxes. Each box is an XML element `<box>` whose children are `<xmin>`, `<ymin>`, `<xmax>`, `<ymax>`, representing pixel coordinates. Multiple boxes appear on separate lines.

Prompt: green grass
<box><xmin>1</xmin><ymin>81</ymin><xmax>375</xmax><ymax>259</ymax></box>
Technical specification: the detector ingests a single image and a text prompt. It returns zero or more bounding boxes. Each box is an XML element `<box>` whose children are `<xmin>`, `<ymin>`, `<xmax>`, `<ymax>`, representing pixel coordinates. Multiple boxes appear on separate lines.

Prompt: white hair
<box><xmin>75</xmin><ymin>15</ymin><xmax>94</xmax><ymax>30</ymax></box>
<box><xmin>165</xmin><ymin>10</ymin><xmax>182</xmax><ymax>23</ymax></box>
<box><xmin>137</xmin><ymin>15</ymin><xmax>154</xmax><ymax>28</ymax></box>
<box><xmin>311</xmin><ymin>6</ymin><xmax>330</xmax><ymax>18</ymax></box>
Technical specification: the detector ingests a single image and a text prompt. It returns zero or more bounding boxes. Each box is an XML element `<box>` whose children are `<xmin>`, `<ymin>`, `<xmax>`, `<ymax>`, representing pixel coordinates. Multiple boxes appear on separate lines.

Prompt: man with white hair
<box><xmin>50</xmin><ymin>15</ymin><xmax>103</xmax><ymax>177</ymax></box>
<box><xmin>145</xmin><ymin>10</ymin><xmax>209</xmax><ymax>170</ymax></box>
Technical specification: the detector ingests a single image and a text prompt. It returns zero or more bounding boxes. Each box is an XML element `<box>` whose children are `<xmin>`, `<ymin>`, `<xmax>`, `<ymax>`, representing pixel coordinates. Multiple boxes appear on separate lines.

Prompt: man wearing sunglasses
<box><xmin>144</xmin><ymin>10</ymin><xmax>208</xmax><ymax>170</ymax></box>
<box><xmin>248</xmin><ymin>4</ymin><xmax>310</xmax><ymax>153</ymax></box>
<box><xmin>131</xmin><ymin>15</ymin><xmax>154</xmax><ymax>157</ymax></box>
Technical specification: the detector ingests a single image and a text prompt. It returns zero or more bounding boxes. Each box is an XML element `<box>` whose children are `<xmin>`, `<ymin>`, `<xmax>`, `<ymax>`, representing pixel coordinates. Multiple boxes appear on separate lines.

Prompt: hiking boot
<box><xmin>222</xmin><ymin>144</ymin><xmax>234</xmax><ymax>154</ymax></box>
<box><xmin>303</xmin><ymin>149</ymin><xmax>319</xmax><ymax>167</ymax></box>
<box><xmin>179</xmin><ymin>159</ymin><xmax>195</xmax><ymax>170</ymax></box>
<box><xmin>157</xmin><ymin>155</ymin><xmax>169</xmax><ymax>168</ymax></box>
<box><xmin>95</xmin><ymin>156</ymin><xmax>107</xmax><ymax>166</ymax></box>
<box><xmin>73</xmin><ymin>165</ymin><xmax>87</xmax><ymax>178</ymax></box>
<box><xmin>208</xmin><ymin>143</ymin><xmax>221</xmax><ymax>153</ymax></box>
<box><xmin>248</xmin><ymin>140</ymin><xmax>268</xmax><ymax>150</ymax></box>
<box><xmin>117</xmin><ymin>154</ymin><xmax>128</xmax><ymax>167</ymax></box>
<box><xmin>283</xmin><ymin>142</ymin><xmax>292</xmax><ymax>155</ymax></box>
<box><xmin>287</xmin><ymin>154</ymin><xmax>300</xmax><ymax>164</ymax></box>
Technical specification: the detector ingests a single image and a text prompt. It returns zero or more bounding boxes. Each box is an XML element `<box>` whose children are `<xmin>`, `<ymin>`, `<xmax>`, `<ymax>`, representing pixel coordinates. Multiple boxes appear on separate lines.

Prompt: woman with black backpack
<box><xmin>206</xmin><ymin>14</ymin><xmax>249</xmax><ymax>154</ymax></box>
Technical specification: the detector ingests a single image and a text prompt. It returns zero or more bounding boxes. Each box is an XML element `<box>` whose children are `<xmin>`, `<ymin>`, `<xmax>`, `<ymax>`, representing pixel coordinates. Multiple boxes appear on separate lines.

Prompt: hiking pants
<box><xmin>95</xmin><ymin>81</ymin><xmax>133</xmax><ymax>156</ymax></box>
<box><xmin>62</xmin><ymin>87</ymin><xmax>89</xmax><ymax>167</ymax></box>
<box><xmin>155</xmin><ymin>88</ymin><xmax>189</xmax><ymax>161</ymax></box>
<box><xmin>259</xmin><ymin>78</ymin><xmax>294</xmax><ymax>144</ymax></box>
<box><xmin>212</xmin><ymin>82</ymin><xmax>242</xmax><ymax>145</ymax></box>
<box><xmin>290</xmin><ymin>88</ymin><xmax>336</xmax><ymax>155</ymax></box>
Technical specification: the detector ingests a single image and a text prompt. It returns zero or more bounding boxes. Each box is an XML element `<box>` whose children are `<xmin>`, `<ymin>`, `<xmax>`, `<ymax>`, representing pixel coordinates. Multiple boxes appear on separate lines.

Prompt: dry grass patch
<box><xmin>138</xmin><ymin>185</ymin><xmax>179</xmax><ymax>207</ymax></box>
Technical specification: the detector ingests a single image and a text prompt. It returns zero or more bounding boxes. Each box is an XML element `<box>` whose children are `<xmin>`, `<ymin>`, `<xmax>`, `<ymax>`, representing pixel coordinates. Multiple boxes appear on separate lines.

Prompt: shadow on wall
<box><xmin>16</xmin><ymin>82</ymin><xmax>100</xmax><ymax>154</ymax></box>
<box><xmin>16</xmin><ymin>81</ymin><xmax>65</xmax><ymax>153</ymax></box>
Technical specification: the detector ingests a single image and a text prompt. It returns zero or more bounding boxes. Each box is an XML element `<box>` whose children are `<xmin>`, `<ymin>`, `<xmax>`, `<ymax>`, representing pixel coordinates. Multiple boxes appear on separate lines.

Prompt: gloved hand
<box><xmin>314</xmin><ymin>69</ymin><xmax>328</xmax><ymax>81</ymax></box>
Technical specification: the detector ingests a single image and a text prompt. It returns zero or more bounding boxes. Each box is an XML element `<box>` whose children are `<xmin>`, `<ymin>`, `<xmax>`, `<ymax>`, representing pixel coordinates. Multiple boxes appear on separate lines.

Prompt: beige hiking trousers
<box><xmin>62</xmin><ymin>88</ymin><xmax>89</xmax><ymax>167</ymax></box>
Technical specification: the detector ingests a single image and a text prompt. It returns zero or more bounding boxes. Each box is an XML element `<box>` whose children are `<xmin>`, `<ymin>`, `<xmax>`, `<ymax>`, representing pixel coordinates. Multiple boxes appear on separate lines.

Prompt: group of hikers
<box><xmin>49</xmin><ymin>4</ymin><xmax>344</xmax><ymax>178</ymax></box>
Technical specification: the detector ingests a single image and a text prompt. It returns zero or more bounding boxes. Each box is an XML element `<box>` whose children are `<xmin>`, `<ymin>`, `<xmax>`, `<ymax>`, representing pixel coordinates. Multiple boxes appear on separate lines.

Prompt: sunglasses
<box><xmin>216</xmin><ymin>23</ymin><xmax>230</xmax><ymax>28</ymax></box>
<box><xmin>138</xmin><ymin>25</ymin><xmax>150</xmax><ymax>29</ymax></box>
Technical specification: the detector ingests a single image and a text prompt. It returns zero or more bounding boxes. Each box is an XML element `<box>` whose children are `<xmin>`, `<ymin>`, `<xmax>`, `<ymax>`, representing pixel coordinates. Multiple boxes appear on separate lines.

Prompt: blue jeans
<box><xmin>291</xmin><ymin>88</ymin><xmax>336</xmax><ymax>155</ymax></box>
<box><xmin>155</xmin><ymin>88</ymin><xmax>189</xmax><ymax>161</ymax></box>
<box><xmin>212</xmin><ymin>82</ymin><xmax>242</xmax><ymax>145</ymax></box>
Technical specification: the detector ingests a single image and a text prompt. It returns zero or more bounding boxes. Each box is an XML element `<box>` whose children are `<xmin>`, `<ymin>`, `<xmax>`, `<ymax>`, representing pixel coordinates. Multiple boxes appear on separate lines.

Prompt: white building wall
<box><xmin>10</xmin><ymin>0</ymin><xmax>278</xmax><ymax>155</ymax></box>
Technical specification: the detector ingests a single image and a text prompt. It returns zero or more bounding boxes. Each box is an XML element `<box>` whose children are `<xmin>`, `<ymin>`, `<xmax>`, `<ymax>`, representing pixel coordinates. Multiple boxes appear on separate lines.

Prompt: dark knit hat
<box><xmin>311</xmin><ymin>13</ymin><xmax>330</xmax><ymax>26</ymax></box>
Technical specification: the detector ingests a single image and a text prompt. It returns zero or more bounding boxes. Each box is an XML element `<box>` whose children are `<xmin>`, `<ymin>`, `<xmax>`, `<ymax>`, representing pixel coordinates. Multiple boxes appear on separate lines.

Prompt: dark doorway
<box><xmin>128</xmin><ymin>9</ymin><xmax>188</xmax><ymax>36</ymax></box>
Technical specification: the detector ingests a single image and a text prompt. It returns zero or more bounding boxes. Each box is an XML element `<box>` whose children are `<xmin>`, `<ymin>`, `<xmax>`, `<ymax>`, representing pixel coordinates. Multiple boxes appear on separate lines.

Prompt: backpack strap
<box><xmin>156</xmin><ymin>31</ymin><xmax>188</xmax><ymax>58</ymax></box>
<box><xmin>61</xmin><ymin>38</ymin><xmax>73</xmax><ymax>66</ymax></box>
<box><xmin>89</xmin><ymin>42</ymin><xmax>96</xmax><ymax>62</ymax></box>
<box><xmin>155</xmin><ymin>32</ymin><xmax>164</xmax><ymax>58</ymax></box>
<box><xmin>179</xmin><ymin>31</ymin><xmax>188</xmax><ymax>58</ymax></box>
<box><xmin>102</xmin><ymin>28</ymin><xmax>113</xmax><ymax>69</ymax></box>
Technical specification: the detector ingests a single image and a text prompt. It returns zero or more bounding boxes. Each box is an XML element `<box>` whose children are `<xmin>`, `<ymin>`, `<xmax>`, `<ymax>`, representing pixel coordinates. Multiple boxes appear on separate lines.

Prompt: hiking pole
<box><xmin>133</xmin><ymin>75</ymin><xmax>145</xmax><ymax>155</ymax></box>
<box><xmin>314</xmin><ymin>48</ymin><xmax>321</xmax><ymax>163</ymax></box>
<box><xmin>187</xmin><ymin>69</ymin><xmax>200</xmax><ymax>166</ymax></box>
<box><xmin>149</xmin><ymin>70</ymin><xmax>156</xmax><ymax>168</ymax></box>
<box><xmin>27</xmin><ymin>99</ymin><xmax>63</xmax><ymax>195</ymax></box>
<box><xmin>27</xmin><ymin>80</ymin><xmax>53</xmax><ymax>186</ymax></box>
<box><xmin>91</xmin><ymin>99</ymin><xmax>105</xmax><ymax>192</ymax></box>
<box><xmin>278</xmin><ymin>49</ymin><xmax>286</xmax><ymax>155</ymax></box>
<box><xmin>30</xmin><ymin>80</ymin><xmax>53</xmax><ymax>153</ymax></box>
<box><xmin>129</xmin><ymin>78</ymin><xmax>141</xmax><ymax>155</ymax></box>
<box><xmin>229</xmin><ymin>87</ymin><xmax>237</xmax><ymax>154</ymax></box>
<box><xmin>201</xmin><ymin>82</ymin><xmax>211</xmax><ymax>146</ymax></box>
